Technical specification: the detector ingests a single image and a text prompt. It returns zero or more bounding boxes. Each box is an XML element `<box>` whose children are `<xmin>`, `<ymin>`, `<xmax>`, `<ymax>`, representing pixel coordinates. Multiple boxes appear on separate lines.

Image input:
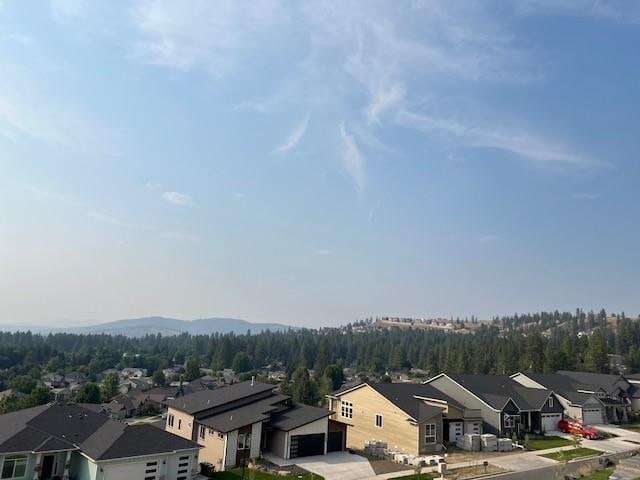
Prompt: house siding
<box><xmin>196</xmin><ymin>426</ymin><xmax>227</xmax><ymax>472</ymax></box>
<box><xmin>166</xmin><ymin>407</ymin><xmax>196</xmax><ymax>441</ymax></box>
<box><xmin>540</xmin><ymin>394</ymin><xmax>565</xmax><ymax>414</ymax></box>
<box><xmin>417</xmin><ymin>414</ymin><xmax>444</xmax><ymax>454</ymax></box>
<box><xmin>329</xmin><ymin>384</ymin><xmax>424</xmax><ymax>455</ymax></box>
<box><xmin>427</xmin><ymin>376</ymin><xmax>502</xmax><ymax>434</ymax></box>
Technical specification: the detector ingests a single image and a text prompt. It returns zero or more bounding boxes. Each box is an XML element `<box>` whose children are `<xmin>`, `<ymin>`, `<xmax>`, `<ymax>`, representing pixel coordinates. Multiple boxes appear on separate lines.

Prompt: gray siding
<box><xmin>541</xmin><ymin>394</ymin><xmax>565</xmax><ymax>414</ymax></box>
<box><xmin>427</xmin><ymin>376</ymin><xmax>502</xmax><ymax>435</ymax></box>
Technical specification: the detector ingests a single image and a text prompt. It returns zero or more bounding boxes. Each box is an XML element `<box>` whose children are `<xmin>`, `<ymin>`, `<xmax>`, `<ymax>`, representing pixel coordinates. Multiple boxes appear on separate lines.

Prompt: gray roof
<box><xmin>367</xmin><ymin>383</ymin><xmax>458</xmax><ymax>421</ymax></box>
<box><xmin>557</xmin><ymin>370</ymin><xmax>629</xmax><ymax>395</ymax></box>
<box><xmin>166</xmin><ymin>381</ymin><xmax>275</xmax><ymax>415</ymax></box>
<box><xmin>448</xmin><ymin>374</ymin><xmax>552</xmax><ymax>411</ymax></box>
<box><xmin>198</xmin><ymin>394</ymin><xmax>289</xmax><ymax>433</ymax></box>
<box><xmin>268</xmin><ymin>403</ymin><xmax>332</xmax><ymax>431</ymax></box>
<box><xmin>521</xmin><ymin>373</ymin><xmax>595</xmax><ymax>405</ymax></box>
<box><xmin>0</xmin><ymin>403</ymin><xmax>199</xmax><ymax>460</ymax></box>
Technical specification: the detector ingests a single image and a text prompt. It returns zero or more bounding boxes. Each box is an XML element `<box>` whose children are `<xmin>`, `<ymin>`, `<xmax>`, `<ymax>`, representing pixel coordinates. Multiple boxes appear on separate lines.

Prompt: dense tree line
<box><xmin>1</xmin><ymin>310</ymin><xmax>639</xmax><ymax>403</ymax></box>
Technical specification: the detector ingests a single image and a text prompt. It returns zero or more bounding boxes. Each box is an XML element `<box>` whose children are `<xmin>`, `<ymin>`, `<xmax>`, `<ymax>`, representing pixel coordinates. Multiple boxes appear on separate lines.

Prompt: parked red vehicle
<box><xmin>557</xmin><ymin>419</ymin><xmax>600</xmax><ymax>439</ymax></box>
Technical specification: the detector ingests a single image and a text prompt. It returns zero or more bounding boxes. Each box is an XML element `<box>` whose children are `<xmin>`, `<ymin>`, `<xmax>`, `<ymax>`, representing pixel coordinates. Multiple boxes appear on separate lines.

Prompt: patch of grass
<box><xmin>213</xmin><ymin>469</ymin><xmax>322</xmax><ymax>480</ymax></box>
<box><xmin>579</xmin><ymin>468</ymin><xmax>614</xmax><ymax>480</ymax></box>
<box><xmin>540</xmin><ymin>447</ymin><xmax>602</xmax><ymax>462</ymax></box>
<box><xmin>526</xmin><ymin>436</ymin><xmax>574</xmax><ymax>450</ymax></box>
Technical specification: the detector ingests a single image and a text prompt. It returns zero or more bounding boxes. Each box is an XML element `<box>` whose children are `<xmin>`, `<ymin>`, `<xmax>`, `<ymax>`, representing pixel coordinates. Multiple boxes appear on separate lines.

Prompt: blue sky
<box><xmin>1</xmin><ymin>0</ymin><xmax>639</xmax><ymax>327</ymax></box>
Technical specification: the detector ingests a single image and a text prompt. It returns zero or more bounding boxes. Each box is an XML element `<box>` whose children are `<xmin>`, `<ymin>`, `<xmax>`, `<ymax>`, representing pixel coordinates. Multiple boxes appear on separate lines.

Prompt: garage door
<box><xmin>541</xmin><ymin>414</ymin><xmax>562</xmax><ymax>432</ymax></box>
<box><xmin>290</xmin><ymin>433</ymin><xmax>325</xmax><ymax>458</ymax></box>
<box><xmin>583</xmin><ymin>408</ymin><xmax>603</xmax><ymax>424</ymax></box>
<box><xmin>102</xmin><ymin>462</ymin><xmax>150</xmax><ymax>480</ymax></box>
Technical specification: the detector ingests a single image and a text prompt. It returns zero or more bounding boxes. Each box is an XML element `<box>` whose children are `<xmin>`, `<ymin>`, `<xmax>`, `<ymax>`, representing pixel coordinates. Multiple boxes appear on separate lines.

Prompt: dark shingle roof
<box><xmin>0</xmin><ymin>403</ymin><xmax>200</xmax><ymax>460</ymax></box>
<box><xmin>557</xmin><ymin>370</ymin><xmax>628</xmax><ymax>394</ymax></box>
<box><xmin>268</xmin><ymin>404</ymin><xmax>332</xmax><ymax>431</ymax></box>
<box><xmin>166</xmin><ymin>381</ymin><xmax>275</xmax><ymax>415</ymax></box>
<box><xmin>198</xmin><ymin>394</ymin><xmax>289</xmax><ymax>433</ymax></box>
<box><xmin>367</xmin><ymin>383</ymin><xmax>457</xmax><ymax>421</ymax></box>
<box><xmin>523</xmin><ymin>373</ymin><xmax>606</xmax><ymax>406</ymax></box>
<box><xmin>448</xmin><ymin>374</ymin><xmax>552</xmax><ymax>411</ymax></box>
<box><xmin>83</xmin><ymin>424</ymin><xmax>198</xmax><ymax>461</ymax></box>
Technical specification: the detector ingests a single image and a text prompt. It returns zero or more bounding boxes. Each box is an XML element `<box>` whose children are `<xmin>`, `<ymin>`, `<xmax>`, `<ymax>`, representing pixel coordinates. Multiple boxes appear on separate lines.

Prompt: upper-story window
<box><xmin>548</xmin><ymin>397</ymin><xmax>554</xmax><ymax>408</ymax></box>
<box><xmin>167</xmin><ymin>414</ymin><xmax>175</xmax><ymax>427</ymax></box>
<box><xmin>1</xmin><ymin>455</ymin><xmax>27</xmax><ymax>479</ymax></box>
<box><xmin>375</xmin><ymin>414</ymin><xmax>383</xmax><ymax>428</ymax></box>
<box><xmin>199</xmin><ymin>425</ymin><xmax>206</xmax><ymax>440</ymax></box>
<box><xmin>178</xmin><ymin>418</ymin><xmax>182</xmax><ymax>430</ymax></box>
<box><xmin>341</xmin><ymin>401</ymin><xmax>353</xmax><ymax>419</ymax></box>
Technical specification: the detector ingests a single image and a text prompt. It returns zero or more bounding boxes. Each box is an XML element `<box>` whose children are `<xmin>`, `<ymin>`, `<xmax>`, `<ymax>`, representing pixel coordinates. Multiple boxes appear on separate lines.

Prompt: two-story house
<box><xmin>326</xmin><ymin>382</ymin><xmax>483</xmax><ymax>455</ymax></box>
<box><xmin>165</xmin><ymin>380</ymin><xmax>340</xmax><ymax>472</ymax></box>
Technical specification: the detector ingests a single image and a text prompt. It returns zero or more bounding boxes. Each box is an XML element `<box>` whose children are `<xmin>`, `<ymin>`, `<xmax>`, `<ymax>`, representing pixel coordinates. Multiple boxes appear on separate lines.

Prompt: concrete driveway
<box><xmin>293</xmin><ymin>452</ymin><xmax>375</xmax><ymax>480</ymax></box>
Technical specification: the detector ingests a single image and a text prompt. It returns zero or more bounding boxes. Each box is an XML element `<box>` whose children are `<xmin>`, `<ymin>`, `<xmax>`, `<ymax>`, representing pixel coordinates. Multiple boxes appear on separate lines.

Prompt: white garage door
<box><xmin>541</xmin><ymin>414</ymin><xmax>561</xmax><ymax>432</ymax></box>
<box><xmin>103</xmin><ymin>459</ymin><xmax>160</xmax><ymax>480</ymax></box>
<box><xmin>449</xmin><ymin>421</ymin><xmax>463</xmax><ymax>442</ymax></box>
<box><xmin>583</xmin><ymin>408</ymin><xmax>603</xmax><ymax>425</ymax></box>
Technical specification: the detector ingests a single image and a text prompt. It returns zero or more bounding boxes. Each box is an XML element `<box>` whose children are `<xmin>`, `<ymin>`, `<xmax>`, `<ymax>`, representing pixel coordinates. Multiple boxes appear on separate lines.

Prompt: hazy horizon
<box><xmin>1</xmin><ymin>1</ymin><xmax>639</xmax><ymax>327</ymax></box>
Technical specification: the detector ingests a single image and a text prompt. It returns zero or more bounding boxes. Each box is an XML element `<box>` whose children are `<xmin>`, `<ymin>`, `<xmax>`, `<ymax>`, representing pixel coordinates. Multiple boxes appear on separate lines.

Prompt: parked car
<box><xmin>557</xmin><ymin>419</ymin><xmax>600</xmax><ymax>439</ymax></box>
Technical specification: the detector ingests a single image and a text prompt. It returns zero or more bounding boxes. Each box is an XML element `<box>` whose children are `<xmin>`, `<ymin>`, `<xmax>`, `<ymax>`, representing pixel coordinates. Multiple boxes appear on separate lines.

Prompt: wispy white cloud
<box><xmin>339</xmin><ymin>123</ymin><xmax>366</xmax><ymax>196</ymax></box>
<box><xmin>88</xmin><ymin>212</ymin><xmax>151</xmax><ymax>229</ymax></box>
<box><xmin>128</xmin><ymin>0</ymin><xmax>287</xmax><ymax>75</ymax></box>
<box><xmin>234</xmin><ymin>192</ymin><xmax>247</xmax><ymax>198</ymax></box>
<box><xmin>160</xmin><ymin>231</ymin><xmax>200</xmax><ymax>241</ymax></box>
<box><xmin>366</xmin><ymin>84</ymin><xmax>405</xmax><ymax>124</ymax></box>
<box><xmin>161</xmin><ymin>191</ymin><xmax>195</xmax><ymax>206</ymax></box>
<box><xmin>273</xmin><ymin>115</ymin><xmax>309</xmax><ymax>154</ymax></box>
<box><xmin>517</xmin><ymin>0</ymin><xmax>640</xmax><ymax>24</ymax></box>
<box><xmin>396</xmin><ymin>110</ymin><xmax>603</xmax><ymax>167</ymax></box>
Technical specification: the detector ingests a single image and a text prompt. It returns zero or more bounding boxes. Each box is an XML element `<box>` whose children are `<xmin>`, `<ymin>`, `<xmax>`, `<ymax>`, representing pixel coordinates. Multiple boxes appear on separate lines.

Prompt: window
<box><xmin>424</xmin><ymin>424</ymin><xmax>436</xmax><ymax>444</ymax></box>
<box><xmin>217</xmin><ymin>432</ymin><xmax>224</xmax><ymax>439</ymax></box>
<box><xmin>1</xmin><ymin>456</ymin><xmax>27</xmax><ymax>479</ymax></box>
<box><xmin>167</xmin><ymin>414</ymin><xmax>174</xmax><ymax>427</ymax></box>
<box><xmin>548</xmin><ymin>397</ymin><xmax>554</xmax><ymax>408</ymax></box>
<box><xmin>375</xmin><ymin>414</ymin><xmax>383</xmax><ymax>428</ymax></box>
<box><xmin>341</xmin><ymin>401</ymin><xmax>353</xmax><ymax>419</ymax></box>
<box><xmin>238</xmin><ymin>433</ymin><xmax>252</xmax><ymax>450</ymax></box>
<box><xmin>178</xmin><ymin>418</ymin><xmax>182</xmax><ymax>430</ymax></box>
<box><xmin>209</xmin><ymin>428</ymin><xmax>215</xmax><ymax>436</ymax></box>
<box><xmin>504</xmin><ymin>415</ymin><xmax>517</xmax><ymax>429</ymax></box>
<box><xmin>199</xmin><ymin>425</ymin><xmax>206</xmax><ymax>440</ymax></box>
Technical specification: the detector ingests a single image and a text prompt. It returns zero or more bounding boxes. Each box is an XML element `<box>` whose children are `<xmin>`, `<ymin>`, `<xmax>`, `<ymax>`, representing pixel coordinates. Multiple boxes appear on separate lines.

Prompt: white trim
<box><xmin>81</xmin><ymin>447</ymin><xmax>200</xmax><ymax>464</ymax></box>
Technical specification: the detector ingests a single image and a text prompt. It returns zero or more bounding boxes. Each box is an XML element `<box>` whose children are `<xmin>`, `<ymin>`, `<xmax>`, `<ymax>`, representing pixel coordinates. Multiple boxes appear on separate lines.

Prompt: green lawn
<box><xmin>579</xmin><ymin>468</ymin><xmax>614</xmax><ymax>480</ymax></box>
<box><xmin>212</xmin><ymin>468</ymin><xmax>321</xmax><ymax>480</ymax></box>
<box><xmin>540</xmin><ymin>447</ymin><xmax>602</xmax><ymax>462</ymax></box>
<box><xmin>526</xmin><ymin>436</ymin><xmax>574</xmax><ymax>450</ymax></box>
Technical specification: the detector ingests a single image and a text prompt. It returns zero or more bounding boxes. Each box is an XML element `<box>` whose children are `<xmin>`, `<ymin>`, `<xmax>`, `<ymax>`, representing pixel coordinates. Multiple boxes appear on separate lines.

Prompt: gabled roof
<box><xmin>445</xmin><ymin>374</ymin><xmax>553</xmax><ymax>411</ymax></box>
<box><xmin>198</xmin><ymin>394</ymin><xmax>289</xmax><ymax>433</ymax></box>
<box><xmin>516</xmin><ymin>372</ymin><xmax>608</xmax><ymax>406</ymax></box>
<box><xmin>166</xmin><ymin>381</ymin><xmax>275</xmax><ymax>415</ymax></box>
<box><xmin>268</xmin><ymin>404</ymin><xmax>332</xmax><ymax>431</ymax></box>
<box><xmin>367</xmin><ymin>383</ymin><xmax>457</xmax><ymax>421</ymax></box>
<box><xmin>0</xmin><ymin>403</ymin><xmax>199</xmax><ymax>460</ymax></box>
<box><xmin>556</xmin><ymin>370</ymin><xmax>629</xmax><ymax>395</ymax></box>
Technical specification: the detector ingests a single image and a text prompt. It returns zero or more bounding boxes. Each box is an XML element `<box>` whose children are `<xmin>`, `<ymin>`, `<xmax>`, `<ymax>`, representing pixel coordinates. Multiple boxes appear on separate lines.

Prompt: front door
<box><xmin>448</xmin><ymin>422</ymin><xmax>463</xmax><ymax>443</ymax></box>
<box><xmin>40</xmin><ymin>455</ymin><xmax>54</xmax><ymax>480</ymax></box>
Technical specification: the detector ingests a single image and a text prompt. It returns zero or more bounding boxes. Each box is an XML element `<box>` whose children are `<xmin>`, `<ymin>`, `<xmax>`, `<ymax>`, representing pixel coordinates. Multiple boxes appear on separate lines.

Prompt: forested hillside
<box><xmin>1</xmin><ymin>310</ymin><xmax>639</xmax><ymax>386</ymax></box>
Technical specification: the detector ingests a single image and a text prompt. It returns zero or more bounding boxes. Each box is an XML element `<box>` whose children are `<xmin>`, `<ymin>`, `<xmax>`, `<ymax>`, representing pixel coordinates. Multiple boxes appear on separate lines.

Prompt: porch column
<box><xmin>528</xmin><ymin>412</ymin><xmax>532</xmax><ymax>431</ymax></box>
<box><xmin>32</xmin><ymin>453</ymin><xmax>42</xmax><ymax>480</ymax></box>
<box><xmin>62</xmin><ymin>450</ymin><xmax>72</xmax><ymax>480</ymax></box>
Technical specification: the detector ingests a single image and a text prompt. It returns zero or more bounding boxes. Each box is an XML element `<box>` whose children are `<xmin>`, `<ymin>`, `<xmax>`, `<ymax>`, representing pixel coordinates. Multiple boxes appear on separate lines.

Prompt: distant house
<box><xmin>121</xmin><ymin>367</ymin><xmax>148</xmax><ymax>379</ymax></box>
<box><xmin>425</xmin><ymin>374</ymin><xmax>564</xmax><ymax>435</ymax></box>
<box><xmin>512</xmin><ymin>370</ymin><xmax>633</xmax><ymax>424</ymax></box>
<box><xmin>42</xmin><ymin>373</ymin><xmax>64</xmax><ymax>389</ymax></box>
<box><xmin>0</xmin><ymin>403</ymin><xmax>200</xmax><ymax>480</ymax></box>
<box><xmin>0</xmin><ymin>388</ymin><xmax>25</xmax><ymax>401</ymax></box>
<box><xmin>165</xmin><ymin>380</ymin><xmax>340</xmax><ymax>471</ymax></box>
<box><xmin>102</xmin><ymin>393</ymin><xmax>138</xmax><ymax>419</ymax></box>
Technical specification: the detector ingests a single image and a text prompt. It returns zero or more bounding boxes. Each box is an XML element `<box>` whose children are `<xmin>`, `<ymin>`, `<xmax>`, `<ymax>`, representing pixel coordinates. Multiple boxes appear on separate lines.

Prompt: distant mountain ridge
<box><xmin>0</xmin><ymin>316</ymin><xmax>297</xmax><ymax>337</ymax></box>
